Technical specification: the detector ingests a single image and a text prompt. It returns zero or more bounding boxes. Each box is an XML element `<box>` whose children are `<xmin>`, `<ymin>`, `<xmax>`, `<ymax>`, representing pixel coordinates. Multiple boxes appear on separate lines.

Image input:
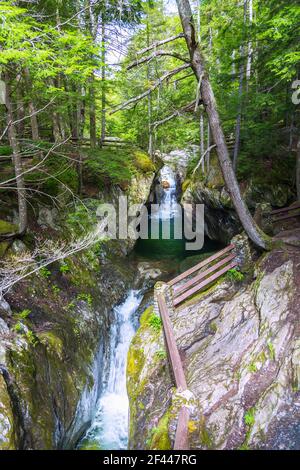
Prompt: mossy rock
<box><xmin>0</xmin><ymin>220</ymin><xmax>17</xmax><ymax>235</ymax></box>
<box><xmin>0</xmin><ymin>241</ymin><xmax>9</xmax><ymax>258</ymax></box>
<box><xmin>133</xmin><ymin>150</ymin><xmax>156</xmax><ymax>174</ymax></box>
<box><xmin>149</xmin><ymin>411</ymin><xmax>171</xmax><ymax>450</ymax></box>
<box><xmin>0</xmin><ymin>375</ymin><xmax>16</xmax><ymax>449</ymax></box>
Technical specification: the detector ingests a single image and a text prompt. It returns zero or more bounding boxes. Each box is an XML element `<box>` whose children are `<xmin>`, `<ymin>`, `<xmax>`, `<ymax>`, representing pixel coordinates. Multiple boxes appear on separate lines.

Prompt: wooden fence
<box><xmin>157</xmin><ymin>244</ymin><xmax>237</xmax><ymax>450</ymax></box>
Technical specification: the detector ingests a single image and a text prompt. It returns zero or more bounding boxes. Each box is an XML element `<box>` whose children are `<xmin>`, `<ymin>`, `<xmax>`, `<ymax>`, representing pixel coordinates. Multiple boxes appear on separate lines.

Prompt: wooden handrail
<box><xmin>174</xmin><ymin>406</ymin><xmax>190</xmax><ymax>450</ymax></box>
<box><xmin>168</xmin><ymin>244</ymin><xmax>235</xmax><ymax>287</ymax></box>
<box><xmin>157</xmin><ymin>245</ymin><xmax>238</xmax><ymax>450</ymax></box>
<box><xmin>271</xmin><ymin>202</ymin><xmax>300</xmax><ymax>215</ymax></box>
<box><xmin>174</xmin><ymin>253</ymin><xmax>235</xmax><ymax>298</ymax></box>
<box><xmin>174</xmin><ymin>260</ymin><xmax>237</xmax><ymax>307</ymax></box>
<box><xmin>157</xmin><ymin>294</ymin><xmax>187</xmax><ymax>390</ymax></box>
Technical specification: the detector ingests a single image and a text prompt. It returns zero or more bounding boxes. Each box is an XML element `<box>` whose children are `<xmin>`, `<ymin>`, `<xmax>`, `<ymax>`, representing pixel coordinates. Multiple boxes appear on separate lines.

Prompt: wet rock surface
<box><xmin>0</xmin><ymin>167</ymin><xmax>156</xmax><ymax>449</ymax></box>
<box><xmin>127</xmin><ymin>241</ymin><xmax>300</xmax><ymax>450</ymax></box>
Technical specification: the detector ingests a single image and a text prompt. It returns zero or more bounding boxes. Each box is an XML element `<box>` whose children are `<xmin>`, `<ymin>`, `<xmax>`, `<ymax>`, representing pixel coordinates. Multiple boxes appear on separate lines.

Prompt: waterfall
<box><xmin>79</xmin><ymin>290</ymin><xmax>142</xmax><ymax>450</ymax></box>
<box><xmin>154</xmin><ymin>165</ymin><xmax>180</xmax><ymax>220</ymax></box>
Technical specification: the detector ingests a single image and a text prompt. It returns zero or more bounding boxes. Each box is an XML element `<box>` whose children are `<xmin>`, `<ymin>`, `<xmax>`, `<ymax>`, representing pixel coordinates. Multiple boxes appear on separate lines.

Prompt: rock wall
<box><xmin>0</xmin><ymin>167</ymin><xmax>156</xmax><ymax>449</ymax></box>
<box><xmin>127</xmin><ymin>243</ymin><xmax>300</xmax><ymax>450</ymax></box>
<box><xmin>182</xmin><ymin>154</ymin><xmax>294</xmax><ymax>244</ymax></box>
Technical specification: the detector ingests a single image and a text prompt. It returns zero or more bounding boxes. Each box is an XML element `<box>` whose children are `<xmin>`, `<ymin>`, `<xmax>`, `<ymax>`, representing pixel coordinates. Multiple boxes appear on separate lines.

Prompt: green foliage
<box><xmin>13</xmin><ymin>322</ymin><xmax>23</xmax><ymax>333</ymax></box>
<box><xmin>39</xmin><ymin>267</ymin><xmax>51</xmax><ymax>278</ymax></box>
<box><xmin>59</xmin><ymin>263</ymin><xmax>70</xmax><ymax>274</ymax></box>
<box><xmin>25</xmin><ymin>154</ymin><xmax>79</xmax><ymax>197</ymax></box>
<box><xmin>25</xmin><ymin>329</ymin><xmax>37</xmax><ymax>346</ymax></box>
<box><xmin>0</xmin><ymin>146</ymin><xmax>12</xmax><ymax>156</ymax></box>
<box><xmin>148</xmin><ymin>313</ymin><xmax>162</xmax><ymax>332</ymax></box>
<box><xmin>51</xmin><ymin>284</ymin><xmax>61</xmax><ymax>296</ymax></box>
<box><xmin>84</xmin><ymin>148</ymin><xmax>133</xmax><ymax>188</ymax></box>
<box><xmin>267</xmin><ymin>341</ymin><xmax>276</xmax><ymax>361</ymax></box>
<box><xmin>133</xmin><ymin>150</ymin><xmax>156</xmax><ymax>173</ymax></box>
<box><xmin>83</xmin><ymin>147</ymin><xmax>154</xmax><ymax>190</ymax></box>
<box><xmin>16</xmin><ymin>309</ymin><xmax>31</xmax><ymax>320</ymax></box>
<box><xmin>155</xmin><ymin>349</ymin><xmax>167</xmax><ymax>360</ymax></box>
<box><xmin>226</xmin><ymin>269</ymin><xmax>245</xmax><ymax>283</ymax></box>
<box><xmin>244</xmin><ymin>408</ymin><xmax>256</xmax><ymax>427</ymax></box>
<box><xmin>76</xmin><ymin>293</ymin><xmax>93</xmax><ymax>306</ymax></box>
<box><xmin>248</xmin><ymin>362</ymin><xmax>258</xmax><ymax>374</ymax></box>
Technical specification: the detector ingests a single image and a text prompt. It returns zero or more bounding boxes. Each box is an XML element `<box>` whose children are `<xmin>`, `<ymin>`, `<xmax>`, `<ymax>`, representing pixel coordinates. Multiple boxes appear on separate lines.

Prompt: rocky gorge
<box><xmin>0</xmin><ymin>146</ymin><xmax>299</xmax><ymax>451</ymax></box>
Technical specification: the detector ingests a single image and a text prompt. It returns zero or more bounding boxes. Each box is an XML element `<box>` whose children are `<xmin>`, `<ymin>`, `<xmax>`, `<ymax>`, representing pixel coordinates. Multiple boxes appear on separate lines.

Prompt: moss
<box><xmin>0</xmin><ymin>375</ymin><xmax>16</xmax><ymax>449</ymax></box>
<box><xmin>133</xmin><ymin>150</ymin><xmax>156</xmax><ymax>173</ymax></box>
<box><xmin>182</xmin><ymin>178</ymin><xmax>191</xmax><ymax>193</ymax></box>
<box><xmin>78</xmin><ymin>441</ymin><xmax>102</xmax><ymax>450</ymax></box>
<box><xmin>199</xmin><ymin>417</ymin><xmax>214</xmax><ymax>449</ymax></box>
<box><xmin>0</xmin><ymin>241</ymin><xmax>9</xmax><ymax>258</ymax></box>
<box><xmin>38</xmin><ymin>331</ymin><xmax>64</xmax><ymax>359</ymax></box>
<box><xmin>149</xmin><ymin>411</ymin><xmax>171</xmax><ymax>450</ymax></box>
<box><xmin>0</xmin><ymin>220</ymin><xmax>17</xmax><ymax>235</ymax></box>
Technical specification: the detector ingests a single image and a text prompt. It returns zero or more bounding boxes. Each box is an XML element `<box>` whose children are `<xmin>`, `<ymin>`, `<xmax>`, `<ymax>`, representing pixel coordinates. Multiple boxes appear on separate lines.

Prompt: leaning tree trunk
<box><xmin>176</xmin><ymin>0</ymin><xmax>268</xmax><ymax>250</ymax></box>
<box><xmin>5</xmin><ymin>72</ymin><xmax>27</xmax><ymax>235</ymax></box>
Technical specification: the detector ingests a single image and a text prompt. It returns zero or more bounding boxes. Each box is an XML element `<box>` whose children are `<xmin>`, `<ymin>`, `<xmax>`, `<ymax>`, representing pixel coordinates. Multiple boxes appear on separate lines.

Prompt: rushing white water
<box><xmin>81</xmin><ymin>290</ymin><xmax>142</xmax><ymax>450</ymax></box>
<box><xmin>154</xmin><ymin>165</ymin><xmax>180</xmax><ymax>220</ymax></box>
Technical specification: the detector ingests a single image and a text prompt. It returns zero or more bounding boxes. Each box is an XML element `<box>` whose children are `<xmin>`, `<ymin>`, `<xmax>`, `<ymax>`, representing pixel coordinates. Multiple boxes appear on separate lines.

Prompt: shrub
<box><xmin>40</xmin><ymin>267</ymin><xmax>51</xmax><ymax>278</ymax></box>
<box><xmin>16</xmin><ymin>309</ymin><xmax>31</xmax><ymax>320</ymax></box>
<box><xmin>77</xmin><ymin>293</ymin><xmax>93</xmax><ymax>306</ymax></box>
<box><xmin>244</xmin><ymin>408</ymin><xmax>255</xmax><ymax>427</ymax></box>
<box><xmin>226</xmin><ymin>268</ymin><xmax>244</xmax><ymax>283</ymax></box>
<box><xmin>59</xmin><ymin>263</ymin><xmax>70</xmax><ymax>274</ymax></box>
<box><xmin>148</xmin><ymin>313</ymin><xmax>162</xmax><ymax>332</ymax></box>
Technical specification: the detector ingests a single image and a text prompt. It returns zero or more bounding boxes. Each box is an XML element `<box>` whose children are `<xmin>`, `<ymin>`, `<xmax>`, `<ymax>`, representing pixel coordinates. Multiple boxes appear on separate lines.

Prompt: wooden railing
<box><xmin>157</xmin><ymin>294</ymin><xmax>190</xmax><ymax>450</ymax></box>
<box><xmin>271</xmin><ymin>202</ymin><xmax>300</xmax><ymax>223</ymax></box>
<box><xmin>169</xmin><ymin>244</ymin><xmax>237</xmax><ymax>307</ymax></box>
<box><xmin>157</xmin><ymin>244</ymin><xmax>238</xmax><ymax>450</ymax></box>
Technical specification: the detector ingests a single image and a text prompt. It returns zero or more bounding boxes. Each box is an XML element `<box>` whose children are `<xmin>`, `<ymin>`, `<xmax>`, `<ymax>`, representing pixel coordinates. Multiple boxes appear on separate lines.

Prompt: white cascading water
<box><xmin>154</xmin><ymin>165</ymin><xmax>180</xmax><ymax>220</ymax></box>
<box><xmin>81</xmin><ymin>290</ymin><xmax>142</xmax><ymax>450</ymax></box>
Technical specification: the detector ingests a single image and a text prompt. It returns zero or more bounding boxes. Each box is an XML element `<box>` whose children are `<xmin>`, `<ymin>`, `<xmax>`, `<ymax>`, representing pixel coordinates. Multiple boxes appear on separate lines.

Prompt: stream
<box><xmin>78</xmin><ymin>164</ymin><xmax>221</xmax><ymax>450</ymax></box>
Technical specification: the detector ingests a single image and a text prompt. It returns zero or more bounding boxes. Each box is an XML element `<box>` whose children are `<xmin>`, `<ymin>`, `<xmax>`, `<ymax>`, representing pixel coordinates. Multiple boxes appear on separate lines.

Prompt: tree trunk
<box><xmin>232</xmin><ymin>61</ymin><xmax>244</xmax><ymax>172</ymax></box>
<box><xmin>175</xmin><ymin>0</ymin><xmax>268</xmax><ymax>249</ymax></box>
<box><xmin>147</xmin><ymin>11</ymin><xmax>154</xmax><ymax>156</ymax></box>
<box><xmin>4</xmin><ymin>71</ymin><xmax>27</xmax><ymax>235</ymax></box>
<box><xmin>89</xmin><ymin>75</ymin><xmax>96</xmax><ymax>148</ymax></box>
<box><xmin>100</xmin><ymin>19</ymin><xmax>106</xmax><ymax>147</ymax></box>
<box><xmin>16</xmin><ymin>74</ymin><xmax>25</xmax><ymax>138</ymax></box>
<box><xmin>207</xmin><ymin>122</ymin><xmax>211</xmax><ymax>173</ymax></box>
<box><xmin>297</xmin><ymin>138</ymin><xmax>300</xmax><ymax>201</ymax></box>
<box><xmin>78</xmin><ymin>86</ymin><xmax>86</xmax><ymax>140</ymax></box>
<box><xmin>246</xmin><ymin>0</ymin><xmax>253</xmax><ymax>90</ymax></box>
<box><xmin>233</xmin><ymin>0</ymin><xmax>247</xmax><ymax>173</ymax></box>
<box><xmin>23</xmin><ymin>68</ymin><xmax>39</xmax><ymax>140</ymax></box>
<box><xmin>200</xmin><ymin>113</ymin><xmax>205</xmax><ymax>172</ymax></box>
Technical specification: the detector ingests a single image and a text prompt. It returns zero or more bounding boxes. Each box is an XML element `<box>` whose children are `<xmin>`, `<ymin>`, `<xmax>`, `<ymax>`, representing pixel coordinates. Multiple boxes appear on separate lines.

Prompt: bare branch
<box><xmin>152</xmin><ymin>101</ymin><xmax>196</xmax><ymax>130</ymax></box>
<box><xmin>110</xmin><ymin>64</ymin><xmax>191</xmax><ymax>115</ymax></box>
<box><xmin>0</xmin><ymin>99</ymin><xmax>55</xmax><ymax>141</ymax></box>
<box><xmin>192</xmin><ymin>145</ymin><xmax>217</xmax><ymax>176</ymax></box>
<box><xmin>136</xmin><ymin>33</ymin><xmax>185</xmax><ymax>56</ymax></box>
<box><xmin>127</xmin><ymin>50</ymin><xmax>189</xmax><ymax>70</ymax></box>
